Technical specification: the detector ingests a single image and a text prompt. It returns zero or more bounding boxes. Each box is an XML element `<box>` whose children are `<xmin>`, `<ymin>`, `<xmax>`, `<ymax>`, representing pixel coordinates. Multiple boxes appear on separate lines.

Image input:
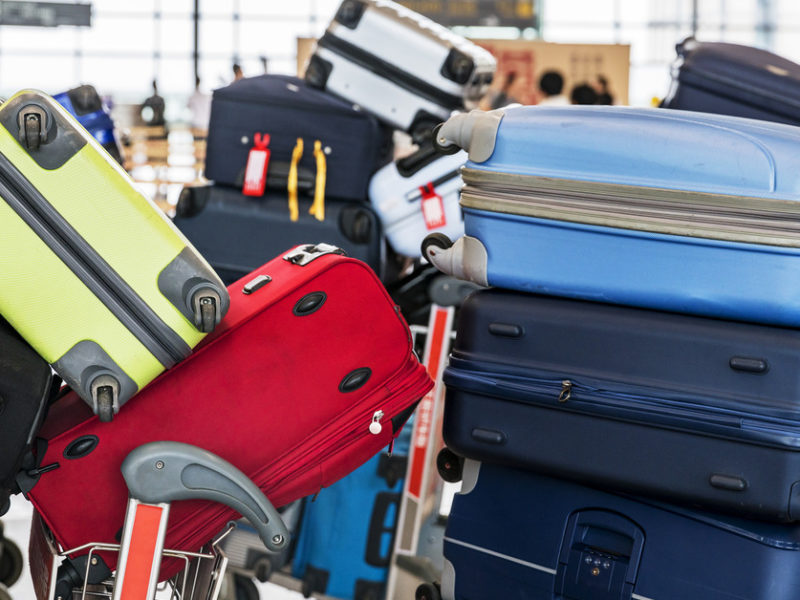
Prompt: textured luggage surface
<box><xmin>306</xmin><ymin>0</ymin><xmax>495</xmax><ymax>135</ymax></box>
<box><xmin>442</xmin><ymin>461</ymin><xmax>800</xmax><ymax>600</ymax></box>
<box><xmin>369</xmin><ymin>143</ymin><xmax>465</xmax><ymax>258</ymax></box>
<box><xmin>26</xmin><ymin>245</ymin><xmax>432</xmax><ymax>580</ymax></box>
<box><xmin>443</xmin><ymin>288</ymin><xmax>800</xmax><ymax>521</ymax></box>
<box><xmin>0</xmin><ymin>90</ymin><xmax>227</xmax><ymax>419</ymax></box>
<box><xmin>662</xmin><ymin>37</ymin><xmax>800</xmax><ymax>126</ymax></box>
<box><xmin>292</xmin><ymin>423</ymin><xmax>410</xmax><ymax>600</ymax></box>
<box><xmin>426</xmin><ymin>105</ymin><xmax>800</xmax><ymax>327</ymax></box>
<box><xmin>205</xmin><ymin>74</ymin><xmax>390</xmax><ymax>201</ymax></box>
<box><xmin>172</xmin><ymin>184</ymin><xmax>386</xmax><ymax>284</ymax></box>
<box><xmin>0</xmin><ymin>318</ymin><xmax>56</xmax><ymax>515</ymax></box>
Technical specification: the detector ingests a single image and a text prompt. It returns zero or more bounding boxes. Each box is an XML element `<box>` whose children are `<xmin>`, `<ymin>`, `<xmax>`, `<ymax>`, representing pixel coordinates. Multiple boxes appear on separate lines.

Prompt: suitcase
<box><xmin>368</xmin><ymin>142</ymin><xmax>466</xmax><ymax>258</ymax></box>
<box><xmin>425</xmin><ymin>104</ymin><xmax>800</xmax><ymax>327</ymax></box>
<box><xmin>0</xmin><ymin>90</ymin><xmax>228</xmax><ymax>420</ymax></box>
<box><xmin>0</xmin><ymin>317</ymin><xmax>57</xmax><ymax>517</ymax></box>
<box><xmin>24</xmin><ymin>244</ymin><xmax>433</xmax><ymax>581</ymax></box>
<box><xmin>204</xmin><ymin>74</ymin><xmax>391</xmax><ymax>201</ymax></box>
<box><xmin>661</xmin><ymin>37</ymin><xmax>800</xmax><ymax>126</ymax></box>
<box><xmin>292</xmin><ymin>421</ymin><xmax>411</xmax><ymax>600</ymax></box>
<box><xmin>172</xmin><ymin>184</ymin><xmax>386</xmax><ymax>285</ymax></box>
<box><xmin>52</xmin><ymin>85</ymin><xmax>123</xmax><ymax>164</ymax></box>
<box><xmin>442</xmin><ymin>287</ymin><xmax>800</xmax><ymax>521</ymax></box>
<box><xmin>305</xmin><ymin>0</ymin><xmax>496</xmax><ymax>138</ymax></box>
<box><xmin>441</xmin><ymin>460</ymin><xmax>800</xmax><ymax>600</ymax></box>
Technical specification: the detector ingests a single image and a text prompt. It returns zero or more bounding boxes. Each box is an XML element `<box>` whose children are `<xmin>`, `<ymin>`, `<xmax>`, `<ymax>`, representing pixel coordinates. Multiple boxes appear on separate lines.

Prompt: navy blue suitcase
<box><xmin>204</xmin><ymin>74</ymin><xmax>391</xmax><ymax>201</ymax></box>
<box><xmin>171</xmin><ymin>184</ymin><xmax>386</xmax><ymax>285</ymax></box>
<box><xmin>441</xmin><ymin>460</ymin><xmax>800</xmax><ymax>600</ymax></box>
<box><xmin>291</xmin><ymin>427</ymin><xmax>411</xmax><ymax>600</ymax></box>
<box><xmin>662</xmin><ymin>37</ymin><xmax>800</xmax><ymax>126</ymax></box>
<box><xmin>442</xmin><ymin>288</ymin><xmax>800</xmax><ymax>522</ymax></box>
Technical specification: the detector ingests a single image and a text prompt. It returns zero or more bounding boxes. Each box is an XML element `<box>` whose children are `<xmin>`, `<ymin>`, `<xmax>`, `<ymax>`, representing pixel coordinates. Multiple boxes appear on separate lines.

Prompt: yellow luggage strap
<box><xmin>288</xmin><ymin>137</ymin><xmax>303</xmax><ymax>222</ymax></box>
<box><xmin>309</xmin><ymin>140</ymin><xmax>326</xmax><ymax>222</ymax></box>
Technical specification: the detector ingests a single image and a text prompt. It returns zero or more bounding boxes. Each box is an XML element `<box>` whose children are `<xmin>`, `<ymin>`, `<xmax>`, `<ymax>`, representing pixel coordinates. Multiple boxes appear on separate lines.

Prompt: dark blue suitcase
<box><xmin>662</xmin><ymin>37</ymin><xmax>800</xmax><ymax>126</ymax></box>
<box><xmin>171</xmin><ymin>184</ymin><xmax>386</xmax><ymax>285</ymax></box>
<box><xmin>442</xmin><ymin>460</ymin><xmax>800</xmax><ymax>600</ymax></box>
<box><xmin>442</xmin><ymin>288</ymin><xmax>800</xmax><ymax>522</ymax></box>
<box><xmin>52</xmin><ymin>85</ymin><xmax>122</xmax><ymax>164</ymax></box>
<box><xmin>204</xmin><ymin>74</ymin><xmax>391</xmax><ymax>201</ymax></box>
<box><xmin>291</xmin><ymin>425</ymin><xmax>411</xmax><ymax>600</ymax></box>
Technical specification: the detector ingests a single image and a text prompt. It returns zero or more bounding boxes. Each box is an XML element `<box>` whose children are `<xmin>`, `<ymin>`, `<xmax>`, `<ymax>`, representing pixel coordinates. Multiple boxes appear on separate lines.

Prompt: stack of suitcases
<box><xmin>417</xmin><ymin>96</ymin><xmax>800</xmax><ymax>599</ymax></box>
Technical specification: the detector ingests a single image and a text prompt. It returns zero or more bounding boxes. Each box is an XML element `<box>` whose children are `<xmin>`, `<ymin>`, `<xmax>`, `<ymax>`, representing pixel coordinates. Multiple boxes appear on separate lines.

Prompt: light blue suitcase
<box><xmin>423</xmin><ymin>105</ymin><xmax>800</xmax><ymax>327</ymax></box>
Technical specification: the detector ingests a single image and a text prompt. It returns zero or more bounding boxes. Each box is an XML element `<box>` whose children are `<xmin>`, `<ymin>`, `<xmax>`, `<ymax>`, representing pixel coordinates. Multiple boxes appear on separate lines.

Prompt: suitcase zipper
<box><xmin>0</xmin><ymin>152</ymin><xmax>191</xmax><ymax>367</ymax></box>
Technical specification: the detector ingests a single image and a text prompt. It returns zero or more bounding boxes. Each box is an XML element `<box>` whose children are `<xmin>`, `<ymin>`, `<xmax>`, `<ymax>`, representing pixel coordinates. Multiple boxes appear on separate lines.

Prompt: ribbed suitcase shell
<box><xmin>442</xmin><ymin>461</ymin><xmax>800</xmax><ymax>600</ymax></box>
<box><xmin>443</xmin><ymin>288</ymin><xmax>800</xmax><ymax>521</ymax></box>
<box><xmin>0</xmin><ymin>90</ymin><xmax>227</xmax><ymax>416</ymax></box>
<box><xmin>27</xmin><ymin>247</ymin><xmax>432</xmax><ymax>581</ymax></box>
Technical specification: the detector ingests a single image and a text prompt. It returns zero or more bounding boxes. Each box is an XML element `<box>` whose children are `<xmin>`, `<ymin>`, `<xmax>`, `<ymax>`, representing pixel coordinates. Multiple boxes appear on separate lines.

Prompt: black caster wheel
<box><xmin>431</xmin><ymin>123</ymin><xmax>460</xmax><ymax>155</ymax></box>
<box><xmin>436</xmin><ymin>447</ymin><xmax>464</xmax><ymax>483</ymax></box>
<box><xmin>415</xmin><ymin>582</ymin><xmax>442</xmax><ymax>600</ymax></box>
<box><xmin>0</xmin><ymin>582</ymin><xmax>11</xmax><ymax>600</ymax></box>
<box><xmin>421</xmin><ymin>232</ymin><xmax>453</xmax><ymax>264</ymax></box>
<box><xmin>252</xmin><ymin>555</ymin><xmax>273</xmax><ymax>583</ymax></box>
<box><xmin>96</xmin><ymin>386</ymin><xmax>115</xmax><ymax>423</ymax></box>
<box><xmin>233</xmin><ymin>574</ymin><xmax>260</xmax><ymax>600</ymax></box>
<box><xmin>0</xmin><ymin>537</ymin><xmax>23</xmax><ymax>587</ymax></box>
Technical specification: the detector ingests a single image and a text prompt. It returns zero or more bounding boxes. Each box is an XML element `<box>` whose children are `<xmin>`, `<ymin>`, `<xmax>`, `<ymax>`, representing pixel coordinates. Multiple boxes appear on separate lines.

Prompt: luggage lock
<box><xmin>90</xmin><ymin>374</ymin><xmax>120</xmax><ymax>423</ymax></box>
<box><xmin>190</xmin><ymin>288</ymin><xmax>222</xmax><ymax>333</ymax></box>
<box><xmin>17</xmin><ymin>104</ymin><xmax>50</xmax><ymax>151</ymax></box>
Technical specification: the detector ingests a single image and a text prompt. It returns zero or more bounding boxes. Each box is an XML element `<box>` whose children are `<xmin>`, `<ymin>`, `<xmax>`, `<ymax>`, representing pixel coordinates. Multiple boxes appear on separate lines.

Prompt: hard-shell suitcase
<box><xmin>442</xmin><ymin>461</ymin><xmax>800</xmax><ymax>600</ymax></box>
<box><xmin>172</xmin><ymin>184</ymin><xmax>386</xmax><ymax>285</ymax></box>
<box><xmin>443</xmin><ymin>288</ymin><xmax>800</xmax><ymax>521</ymax></box>
<box><xmin>661</xmin><ymin>37</ymin><xmax>800</xmax><ymax>126</ymax></box>
<box><xmin>425</xmin><ymin>105</ymin><xmax>800</xmax><ymax>327</ymax></box>
<box><xmin>52</xmin><ymin>85</ymin><xmax>123</xmax><ymax>164</ymax></box>
<box><xmin>369</xmin><ymin>142</ymin><xmax>465</xmax><ymax>258</ymax></box>
<box><xmin>292</xmin><ymin>422</ymin><xmax>411</xmax><ymax>600</ymax></box>
<box><xmin>305</xmin><ymin>0</ymin><xmax>495</xmax><ymax>138</ymax></box>
<box><xmin>25</xmin><ymin>244</ymin><xmax>432</xmax><ymax>581</ymax></box>
<box><xmin>0</xmin><ymin>90</ymin><xmax>228</xmax><ymax>420</ymax></box>
<box><xmin>204</xmin><ymin>74</ymin><xmax>391</xmax><ymax>201</ymax></box>
<box><xmin>0</xmin><ymin>317</ymin><xmax>57</xmax><ymax>516</ymax></box>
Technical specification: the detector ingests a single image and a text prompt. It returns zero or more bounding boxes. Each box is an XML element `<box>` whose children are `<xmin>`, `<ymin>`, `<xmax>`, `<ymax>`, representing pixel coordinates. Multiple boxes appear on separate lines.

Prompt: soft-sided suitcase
<box><xmin>425</xmin><ymin>105</ymin><xmax>800</xmax><ymax>327</ymax></box>
<box><xmin>52</xmin><ymin>84</ymin><xmax>123</xmax><ymax>164</ymax></box>
<box><xmin>292</xmin><ymin>421</ymin><xmax>411</xmax><ymax>600</ymax></box>
<box><xmin>172</xmin><ymin>184</ymin><xmax>386</xmax><ymax>284</ymax></box>
<box><xmin>25</xmin><ymin>244</ymin><xmax>433</xmax><ymax>582</ymax></box>
<box><xmin>0</xmin><ymin>317</ymin><xmax>57</xmax><ymax>516</ymax></box>
<box><xmin>0</xmin><ymin>90</ymin><xmax>228</xmax><ymax>420</ymax></box>
<box><xmin>442</xmin><ymin>288</ymin><xmax>800</xmax><ymax>521</ymax></box>
<box><xmin>204</xmin><ymin>74</ymin><xmax>390</xmax><ymax>201</ymax></box>
<box><xmin>369</xmin><ymin>142</ymin><xmax>465</xmax><ymax>258</ymax></box>
<box><xmin>442</xmin><ymin>460</ymin><xmax>800</xmax><ymax>600</ymax></box>
<box><xmin>305</xmin><ymin>0</ymin><xmax>495</xmax><ymax>138</ymax></box>
<box><xmin>661</xmin><ymin>37</ymin><xmax>800</xmax><ymax>126</ymax></box>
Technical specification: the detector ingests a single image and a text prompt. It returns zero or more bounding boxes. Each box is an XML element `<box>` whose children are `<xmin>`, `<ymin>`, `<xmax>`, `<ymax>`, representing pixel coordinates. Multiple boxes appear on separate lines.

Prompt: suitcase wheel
<box><xmin>436</xmin><ymin>447</ymin><xmax>463</xmax><ymax>483</ymax></box>
<box><xmin>17</xmin><ymin>105</ymin><xmax>50</xmax><ymax>151</ymax></box>
<box><xmin>415</xmin><ymin>582</ymin><xmax>442</xmax><ymax>600</ymax></box>
<box><xmin>431</xmin><ymin>124</ymin><xmax>461</xmax><ymax>156</ymax></box>
<box><xmin>233</xmin><ymin>574</ymin><xmax>260</xmax><ymax>600</ymax></box>
<box><xmin>421</xmin><ymin>232</ymin><xmax>453</xmax><ymax>265</ymax></box>
<box><xmin>95</xmin><ymin>386</ymin><xmax>115</xmax><ymax>423</ymax></box>
<box><xmin>0</xmin><ymin>537</ymin><xmax>22</xmax><ymax>587</ymax></box>
<box><xmin>192</xmin><ymin>291</ymin><xmax>221</xmax><ymax>333</ymax></box>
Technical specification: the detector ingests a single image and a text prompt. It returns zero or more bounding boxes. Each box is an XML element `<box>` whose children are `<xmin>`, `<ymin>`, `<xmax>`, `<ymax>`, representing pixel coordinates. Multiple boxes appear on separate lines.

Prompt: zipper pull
<box><xmin>558</xmin><ymin>380</ymin><xmax>572</xmax><ymax>403</ymax></box>
<box><xmin>370</xmin><ymin>410</ymin><xmax>384</xmax><ymax>435</ymax></box>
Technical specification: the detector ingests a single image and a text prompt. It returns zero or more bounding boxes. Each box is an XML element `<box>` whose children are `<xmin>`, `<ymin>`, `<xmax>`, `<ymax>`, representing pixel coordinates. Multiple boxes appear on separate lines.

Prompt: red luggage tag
<box><xmin>419</xmin><ymin>182</ymin><xmax>446</xmax><ymax>230</ymax></box>
<box><xmin>242</xmin><ymin>133</ymin><xmax>271</xmax><ymax>197</ymax></box>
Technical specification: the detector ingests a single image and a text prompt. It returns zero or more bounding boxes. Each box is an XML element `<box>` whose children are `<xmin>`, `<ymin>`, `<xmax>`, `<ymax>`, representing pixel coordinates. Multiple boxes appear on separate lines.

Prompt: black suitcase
<box><xmin>172</xmin><ymin>184</ymin><xmax>386</xmax><ymax>285</ymax></box>
<box><xmin>204</xmin><ymin>74</ymin><xmax>392</xmax><ymax>201</ymax></box>
<box><xmin>442</xmin><ymin>288</ymin><xmax>800</xmax><ymax>521</ymax></box>
<box><xmin>661</xmin><ymin>37</ymin><xmax>800</xmax><ymax>126</ymax></box>
<box><xmin>0</xmin><ymin>318</ymin><xmax>57</xmax><ymax>515</ymax></box>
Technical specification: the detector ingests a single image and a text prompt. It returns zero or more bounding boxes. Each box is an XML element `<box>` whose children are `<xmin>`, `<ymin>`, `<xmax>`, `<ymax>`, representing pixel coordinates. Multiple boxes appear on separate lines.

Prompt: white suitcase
<box><xmin>305</xmin><ymin>0</ymin><xmax>496</xmax><ymax>139</ymax></box>
<box><xmin>369</xmin><ymin>144</ymin><xmax>466</xmax><ymax>257</ymax></box>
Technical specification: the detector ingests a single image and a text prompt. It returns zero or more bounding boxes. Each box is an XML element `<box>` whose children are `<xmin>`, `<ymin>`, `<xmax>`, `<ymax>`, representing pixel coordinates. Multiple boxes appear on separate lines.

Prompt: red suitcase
<box><xmin>23</xmin><ymin>244</ymin><xmax>432</xmax><ymax>581</ymax></box>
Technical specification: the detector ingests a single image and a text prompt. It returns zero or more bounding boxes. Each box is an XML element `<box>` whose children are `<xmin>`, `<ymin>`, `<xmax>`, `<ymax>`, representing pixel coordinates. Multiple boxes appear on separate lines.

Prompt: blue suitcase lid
<box><xmin>437</xmin><ymin>105</ymin><xmax>800</xmax><ymax>200</ymax></box>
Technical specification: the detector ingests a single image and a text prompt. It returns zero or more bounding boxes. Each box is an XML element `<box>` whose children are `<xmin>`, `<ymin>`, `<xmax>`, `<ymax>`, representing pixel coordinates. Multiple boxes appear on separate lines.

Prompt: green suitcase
<box><xmin>0</xmin><ymin>90</ymin><xmax>228</xmax><ymax>421</ymax></box>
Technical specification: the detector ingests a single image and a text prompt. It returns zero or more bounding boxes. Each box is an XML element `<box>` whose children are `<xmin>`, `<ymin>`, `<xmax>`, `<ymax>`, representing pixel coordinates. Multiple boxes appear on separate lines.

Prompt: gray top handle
<box><xmin>120</xmin><ymin>441</ymin><xmax>289</xmax><ymax>553</ymax></box>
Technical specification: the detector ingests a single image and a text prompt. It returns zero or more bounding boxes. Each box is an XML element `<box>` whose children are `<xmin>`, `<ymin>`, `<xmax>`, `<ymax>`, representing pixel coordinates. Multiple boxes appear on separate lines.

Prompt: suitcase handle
<box><xmin>120</xmin><ymin>441</ymin><xmax>289</xmax><ymax>553</ymax></box>
<box><xmin>364</xmin><ymin>491</ymin><xmax>401</xmax><ymax>567</ymax></box>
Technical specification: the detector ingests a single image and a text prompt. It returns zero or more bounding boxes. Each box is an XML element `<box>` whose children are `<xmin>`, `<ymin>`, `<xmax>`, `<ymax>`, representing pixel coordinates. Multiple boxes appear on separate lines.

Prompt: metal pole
<box><xmin>193</xmin><ymin>0</ymin><xmax>199</xmax><ymax>83</ymax></box>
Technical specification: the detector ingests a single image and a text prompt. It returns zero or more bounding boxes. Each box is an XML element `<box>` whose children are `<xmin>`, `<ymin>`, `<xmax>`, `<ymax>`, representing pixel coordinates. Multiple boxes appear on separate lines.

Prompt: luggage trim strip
<box><xmin>461</xmin><ymin>168</ymin><xmax>800</xmax><ymax>247</ymax></box>
<box><xmin>317</xmin><ymin>33</ymin><xmax>465</xmax><ymax>110</ymax></box>
<box><xmin>443</xmin><ymin>536</ymin><xmax>557</xmax><ymax>575</ymax></box>
<box><xmin>0</xmin><ymin>152</ymin><xmax>190</xmax><ymax>367</ymax></box>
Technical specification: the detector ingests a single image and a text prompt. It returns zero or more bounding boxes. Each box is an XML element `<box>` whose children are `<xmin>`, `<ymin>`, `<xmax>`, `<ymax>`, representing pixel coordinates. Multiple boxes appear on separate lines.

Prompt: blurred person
<box><xmin>538</xmin><ymin>70</ymin><xmax>568</xmax><ymax>106</ymax></box>
<box><xmin>141</xmin><ymin>79</ymin><xmax>166</xmax><ymax>126</ymax></box>
<box><xmin>233</xmin><ymin>63</ymin><xmax>244</xmax><ymax>81</ymax></box>
<box><xmin>570</xmin><ymin>83</ymin><xmax>598</xmax><ymax>105</ymax></box>
<box><xmin>187</xmin><ymin>77</ymin><xmax>212</xmax><ymax>132</ymax></box>
<box><xmin>594</xmin><ymin>75</ymin><xmax>614</xmax><ymax>105</ymax></box>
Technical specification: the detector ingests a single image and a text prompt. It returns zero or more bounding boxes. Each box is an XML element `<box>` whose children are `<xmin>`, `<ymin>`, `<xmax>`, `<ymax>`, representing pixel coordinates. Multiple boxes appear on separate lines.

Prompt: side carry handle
<box><xmin>121</xmin><ymin>441</ymin><xmax>289</xmax><ymax>553</ymax></box>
